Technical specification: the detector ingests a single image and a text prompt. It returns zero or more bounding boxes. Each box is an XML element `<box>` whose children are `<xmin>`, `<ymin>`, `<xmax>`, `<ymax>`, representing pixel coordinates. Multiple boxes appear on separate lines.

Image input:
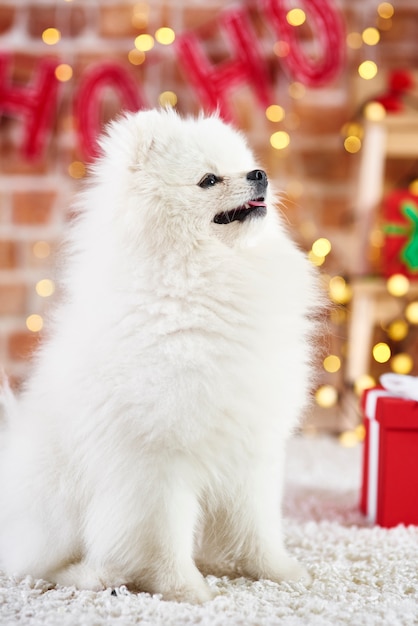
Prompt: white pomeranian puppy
<box><xmin>0</xmin><ymin>109</ymin><xmax>322</xmax><ymax>603</ymax></box>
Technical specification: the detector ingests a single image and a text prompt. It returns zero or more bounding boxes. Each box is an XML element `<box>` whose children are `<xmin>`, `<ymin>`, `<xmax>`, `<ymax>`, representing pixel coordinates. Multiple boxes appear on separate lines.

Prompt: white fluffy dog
<box><xmin>0</xmin><ymin>109</ymin><xmax>321</xmax><ymax>603</ymax></box>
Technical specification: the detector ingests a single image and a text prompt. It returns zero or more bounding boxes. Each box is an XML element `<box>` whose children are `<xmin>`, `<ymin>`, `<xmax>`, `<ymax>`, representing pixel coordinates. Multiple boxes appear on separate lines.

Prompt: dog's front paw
<box><xmin>158</xmin><ymin>578</ymin><xmax>218</xmax><ymax>604</ymax></box>
<box><xmin>275</xmin><ymin>557</ymin><xmax>312</xmax><ymax>586</ymax></box>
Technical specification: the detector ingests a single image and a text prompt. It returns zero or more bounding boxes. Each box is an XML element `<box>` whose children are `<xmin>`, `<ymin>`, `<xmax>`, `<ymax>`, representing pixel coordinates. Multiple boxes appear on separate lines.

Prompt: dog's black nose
<box><xmin>246</xmin><ymin>169</ymin><xmax>268</xmax><ymax>192</ymax></box>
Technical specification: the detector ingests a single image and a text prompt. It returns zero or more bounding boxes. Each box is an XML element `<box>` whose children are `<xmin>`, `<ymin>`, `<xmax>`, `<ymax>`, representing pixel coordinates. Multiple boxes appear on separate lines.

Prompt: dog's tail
<box><xmin>0</xmin><ymin>368</ymin><xmax>16</xmax><ymax>432</ymax></box>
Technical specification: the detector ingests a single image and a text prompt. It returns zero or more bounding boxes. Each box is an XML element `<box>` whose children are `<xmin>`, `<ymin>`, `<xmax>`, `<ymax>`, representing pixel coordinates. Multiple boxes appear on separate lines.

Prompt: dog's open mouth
<box><xmin>213</xmin><ymin>198</ymin><xmax>267</xmax><ymax>224</ymax></box>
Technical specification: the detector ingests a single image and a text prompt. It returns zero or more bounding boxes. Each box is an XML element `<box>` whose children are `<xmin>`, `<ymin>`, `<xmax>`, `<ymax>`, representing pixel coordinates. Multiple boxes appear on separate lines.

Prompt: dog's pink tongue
<box><xmin>248</xmin><ymin>200</ymin><xmax>266</xmax><ymax>208</ymax></box>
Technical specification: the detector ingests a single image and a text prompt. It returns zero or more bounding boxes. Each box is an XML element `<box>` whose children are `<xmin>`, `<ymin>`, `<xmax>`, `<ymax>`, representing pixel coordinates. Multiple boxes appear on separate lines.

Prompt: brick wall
<box><xmin>0</xmin><ymin>0</ymin><xmax>417</xmax><ymax>431</ymax></box>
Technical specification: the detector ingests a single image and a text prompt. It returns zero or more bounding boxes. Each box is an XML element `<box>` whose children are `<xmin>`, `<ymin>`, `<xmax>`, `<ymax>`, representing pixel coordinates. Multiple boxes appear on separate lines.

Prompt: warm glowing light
<box><xmin>391</xmin><ymin>353</ymin><xmax>413</xmax><ymax>374</ymax></box>
<box><xmin>362</xmin><ymin>27</ymin><xmax>380</xmax><ymax>46</ymax></box>
<box><xmin>273</xmin><ymin>41</ymin><xmax>290</xmax><ymax>57</ymax></box>
<box><xmin>329</xmin><ymin>276</ymin><xmax>352</xmax><ymax>304</ymax></box>
<box><xmin>312</xmin><ymin>238</ymin><xmax>331</xmax><ymax>258</ymax></box>
<box><xmin>33</xmin><ymin>241</ymin><xmax>51</xmax><ymax>259</ymax></box>
<box><xmin>406</xmin><ymin>302</ymin><xmax>418</xmax><ymax>324</ymax></box>
<box><xmin>55</xmin><ymin>64</ymin><xmax>73</xmax><ymax>82</ymax></box>
<box><xmin>286</xmin><ymin>8</ymin><xmax>306</xmax><ymax>26</ymax></box>
<box><xmin>409</xmin><ymin>179</ymin><xmax>418</xmax><ymax>196</ymax></box>
<box><xmin>355</xmin><ymin>424</ymin><xmax>366</xmax><ymax>441</ymax></box>
<box><xmin>346</xmin><ymin>32</ymin><xmax>362</xmax><ymax>49</ymax></box>
<box><xmin>266</xmin><ymin>104</ymin><xmax>285</xmax><ymax>122</ymax></box>
<box><xmin>344</xmin><ymin>136</ymin><xmax>361</xmax><ymax>153</ymax></box>
<box><xmin>377</xmin><ymin>2</ymin><xmax>394</xmax><ymax>19</ymax></box>
<box><xmin>364</xmin><ymin>101</ymin><xmax>386</xmax><ymax>122</ymax></box>
<box><xmin>288</xmin><ymin>82</ymin><xmax>306</xmax><ymax>99</ymax></box>
<box><xmin>387</xmin><ymin>319</ymin><xmax>409</xmax><ymax>341</ymax></box>
<box><xmin>42</xmin><ymin>28</ymin><xmax>61</xmax><ymax>45</ymax></box>
<box><xmin>36</xmin><ymin>279</ymin><xmax>55</xmax><ymax>298</ymax></box>
<box><xmin>386</xmin><ymin>273</ymin><xmax>409</xmax><ymax>297</ymax></box>
<box><xmin>323</xmin><ymin>355</ymin><xmax>341</xmax><ymax>373</ymax></box>
<box><xmin>315</xmin><ymin>385</ymin><xmax>338</xmax><ymax>408</ymax></box>
<box><xmin>68</xmin><ymin>161</ymin><xmax>86</xmax><ymax>179</ymax></box>
<box><xmin>358</xmin><ymin>60</ymin><xmax>378</xmax><ymax>80</ymax></box>
<box><xmin>134</xmin><ymin>33</ymin><xmax>154</xmax><ymax>52</ymax></box>
<box><xmin>128</xmin><ymin>49</ymin><xmax>146</xmax><ymax>65</ymax></box>
<box><xmin>308</xmin><ymin>251</ymin><xmax>325</xmax><ymax>267</ymax></box>
<box><xmin>158</xmin><ymin>91</ymin><xmax>177</xmax><ymax>107</ymax></box>
<box><xmin>155</xmin><ymin>27</ymin><xmax>175</xmax><ymax>45</ymax></box>
<box><xmin>339</xmin><ymin>431</ymin><xmax>359</xmax><ymax>447</ymax></box>
<box><xmin>354</xmin><ymin>374</ymin><xmax>376</xmax><ymax>396</ymax></box>
<box><xmin>26</xmin><ymin>314</ymin><xmax>43</xmax><ymax>332</ymax></box>
<box><xmin>372</xmin><ymin>342</ymin><xmax>391</xmax><ymax>363</ymax></box>
<box><xmin>270</xmin><ymin>131</ymin><xmax>290</xmax><ymax>150</ymax></box>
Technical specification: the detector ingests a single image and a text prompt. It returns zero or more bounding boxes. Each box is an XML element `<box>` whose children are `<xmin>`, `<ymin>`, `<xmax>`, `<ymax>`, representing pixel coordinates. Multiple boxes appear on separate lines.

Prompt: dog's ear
<box><xmin>98</xmin><ymin>109</ymin><xmax>162</xmax><ymax>169</ymax></box>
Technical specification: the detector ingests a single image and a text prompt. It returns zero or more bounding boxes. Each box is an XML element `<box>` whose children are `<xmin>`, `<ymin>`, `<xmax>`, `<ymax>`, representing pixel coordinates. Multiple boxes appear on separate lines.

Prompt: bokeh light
<box><xmin>405</xmin><ymin>302</ymin><xmax>418</xmax><ymax>324</ymax></box>
<box><xmin>387</xmin><ymin>319</ymin><xmax>409</xmax><ymax>341</ymax></box>
<box><xmin>372</xmin><ymin>342</ymin><xmax>391</xmax><ymax>363</ymax></box>
<box><xmin>270</xmin><ymin>131</ymin><xmax>290</xmax><ymax>150</ymax></box>
<box><xmin>391</xmin><ymin>353</ymin><xmax>413</xmax><ymax>374</ymax></box>
<box><xmin>55</xmin><ymin>64</ymin><xmax>73</xmax><ymax>82</ymax></box>
<box><xmin>42</xmin><ymin>28</ymin><xmax>61</xmax><ymax>45</ymax></box>
<box><xmin>134</xmin><ymin>33</ymin><xmax>154</xmax><ymax>52</ymax></box>
<box><xmin>286</xmin><ymin>8</ymin><xmax>306</xmax><ymax>26</ymax></box>
<box><xmin>155</xmin><ymin>27</ymin><xmax>175</xmax><ymax>45</ymax></box>
<box><xmin>358</xmin><ymin>60</ymin><xmax>378</xmax><ymax>80</ymax></box>
<box><xmin>362</xmin><ymin>27</ymin><xmax>380</xmax><ymax>46</ymax></box>
<box><xmin>265</xmin><ymin>104</ymin><xmax>285</xmax><ymax>122</ymax></box>
<box><xmin>33</xmin><ymin>241</ymin><xmax>51</xmax><ymax>259</ymax></box>
<box><xmin>323</xmin><ymin>355</ymin><xmax>341</xmax><ymax>373</ymax></box>
<box><xmin>377</xmin><ymin>2</ymin><xmax>394</xmax><ymax>19</ymax></box>
<box><xmin>26</xmin><ymin>314</ymin><xmax>43</xmax><ymax>332</ymax></box>
<box><xmin>158</xmin><ymin>91</ymin><xmax>178</xmax><ymax>107</ymax></box>
<box><xmin>315</xmin><ymin>384</ymin><xmax>338</xmax><ymax>408</ymax></box>
<box><xmin>36</xmin><ymin>279</ymin><xmax>55</xmax><ymax>298</ymax></box>
<box><xmin>386</xmin><ymin>274</ymin><xmax>409</xmax><ymax>297</ymax></box>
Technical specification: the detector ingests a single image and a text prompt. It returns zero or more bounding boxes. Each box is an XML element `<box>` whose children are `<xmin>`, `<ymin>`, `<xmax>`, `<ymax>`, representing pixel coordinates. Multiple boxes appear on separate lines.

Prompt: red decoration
<box><xmin>176</xmin><ymin>8</ymin><xmax>273</xmax><ymax>120</ymax></box>
<box><xmin>264</xmin><ymin>0</ymin><xmax>345</xmax><ymax>86</ymax></box>
<box><xmin>0</xmin><ymin>54</ymin><xmax>60</xmax><ymax>159</ymax></box>
<box><xmin>74</xmin><ymin>62</ymin><xmax>147</xmax><ymax>160</ymax></box>
<box><xmin>381</xmin><ymin>189</ymin><xmax>418</xmax><ymax>279</ymax></box>
<box><xmin>374</xmin><ymin>69</ymin><xmax>414</xmax><ymax>112</ymax></box>
<box><xmin>361</xmin><ymin>387</ymin><xmax>418</xmax><ymax>527</ymax></box>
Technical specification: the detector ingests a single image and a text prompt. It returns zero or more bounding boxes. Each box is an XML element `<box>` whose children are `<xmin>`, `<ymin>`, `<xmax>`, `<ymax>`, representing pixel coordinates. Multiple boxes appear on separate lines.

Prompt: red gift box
<box><xmin>360</xmin><ymin>387</ymin><xmax>418</xmax><ymax>527</ymax></box>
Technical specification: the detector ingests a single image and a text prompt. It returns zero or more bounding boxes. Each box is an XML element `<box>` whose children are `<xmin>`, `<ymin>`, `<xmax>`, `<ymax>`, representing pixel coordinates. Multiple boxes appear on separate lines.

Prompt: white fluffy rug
<box><xmin>1</xmin><ymin>436</ymin><xmax>417</xmax><ymax>626</ymax></box>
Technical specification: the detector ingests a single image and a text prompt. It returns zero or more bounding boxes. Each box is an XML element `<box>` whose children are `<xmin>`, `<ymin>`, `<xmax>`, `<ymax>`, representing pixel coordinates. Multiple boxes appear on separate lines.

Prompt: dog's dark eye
<box><xmin>198</xmin><ymin>173</ymin><xmax>221</xmax><ymax>189</ymax></box>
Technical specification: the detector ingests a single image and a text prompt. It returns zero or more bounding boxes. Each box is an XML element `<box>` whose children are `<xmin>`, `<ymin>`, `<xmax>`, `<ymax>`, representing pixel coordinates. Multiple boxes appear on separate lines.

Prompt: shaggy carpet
<box><xmin>1</xmin><ymin>436</ymin><xmax>417</xmax><ymax>626</ymax></box>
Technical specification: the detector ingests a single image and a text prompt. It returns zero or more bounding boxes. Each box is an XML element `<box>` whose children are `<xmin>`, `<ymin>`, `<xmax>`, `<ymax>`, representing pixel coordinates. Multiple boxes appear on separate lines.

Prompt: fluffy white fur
<box><xmin>0</xmin><ymin>109</ymin><xmax>322</xmax><ymax>603</ymax></box>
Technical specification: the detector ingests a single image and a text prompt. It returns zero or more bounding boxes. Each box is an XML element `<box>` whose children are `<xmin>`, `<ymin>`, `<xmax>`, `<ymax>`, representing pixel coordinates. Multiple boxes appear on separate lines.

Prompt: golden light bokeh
<box><xmin>372</xmin><ymin>342</ymin><xmax>391</xmax><ymax>363</ymax></box>
<box><xmin>270</xmin><ymin>131</ymin><xmax>290</xmax><ymax>150</ymax></box>
<box><xmin>55</xmin><ymin>64</ymin><xmax>73</xmax><ymax>82</ymax></box>
<box><xmin>312</xmin><ymin>237</ymin><xmax>331</xmax><ymax>258</ymax></box>
<box><xmin>315</xmin><ymin>384</ymin><xmax>338</xmax><ymax>408</ymax></box>
<box><xmin>36</xmin><ymin>279</ymin><xmax>55</xmax><ymax>298</ymax></box>
<box><xmin>329</xmin><ymin>276</ymin><xmax>352</xmax><ymax>304</ymax></box>
<box><xmin>42</xmin><ymin>27</ymin><xmax>61</xmax><ymax>45</ymax></box>
<box><xmin>308</xmin><ymin>251</ymin><xmax>325</xmax><ymax>267</ymax></box>
<box><xmin>286</xmin><ymin>8</ymin><xmax>306</xmax><ymax>26</ymax></box>
<box><xmin>377</xmin><ymin>2</ymin><xmax>394</xmax><ymax>19</ymax></box>
<box><xmin>323</xmin><ymin>355</ymin><xmax>341</xmax><ymax>373</ymax></box>
<box><xmin>128</xmin><ymin>49</ymin><xmax>146</xmax><ymax>65</ymax></box>
<box><xmin>155</xmin><ymin>27</ymin><xmax>175</xmax><ymax>45</ymax></box>
<box><xmin>134</xmin><ymin>33</ymin><xmax>154</xmax><ymax>52</ymax></box>
<box><xmin>26</xmin><ymin>314</ymin><xmax>43</xmax><ymax>333</ymax></box>
<box><xmin>391</xmin><ymin>353</ymin><xmax>413</xmax><ymax>374</ymax></box>
<box><xmin>386</xmin><ymin>273</ymin><xmax>410</xmax><ymax>297</ymax></box>
<box><xmin>387</xmin><ymin>319</ymin><xmax>409</xmax><ymax>341</ymax></box>
<box><xmin>158</xmin><ymin>91</ymin><xmax>178</xmax><ymax>107</ymax></box>
<box><xmin>409</xmin><ymin>179</ymin><xmax>418</xmax><ymax>196</ymax></box>
<box><xmin>68</xmin><ymin>161</ymin><xmax>86</xmax><ymax>179</ymax></box>
<box><xmin>265</xmin><ymin>104</ymin><xmax>285</xmax><ymax>122</ymax></box>
<box><xmin>344</xmin><ymin>136</ymin><xmax>362</xmax><ymax>153</ymax></box>
<box><xmin>362</xmin><ymin>27</ymin><xmax>380</xmax><ymax>46</ymax></box>
<box><xmin>339</xmin><ymin>430</ymin><xmax>360</xmax><ymax>447</ymax></box>
<box><xmin>358</xmin><ymin>60</ymin><xmax>378</xmax><ymax>80</ymax></box>
<box><xmin>405</xmin><ymin>301</ymin><xmax>418</xmax><ymax>324</ymax></box>
<box><xmin>364</xmin><ymin>101</ymin><xmax>386</xmax><ymax>122</ymax></box>
<box><xmin>354</xmin><ymin>374</ymin><xmax>376</xmax><ymax>396</ymax></box>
